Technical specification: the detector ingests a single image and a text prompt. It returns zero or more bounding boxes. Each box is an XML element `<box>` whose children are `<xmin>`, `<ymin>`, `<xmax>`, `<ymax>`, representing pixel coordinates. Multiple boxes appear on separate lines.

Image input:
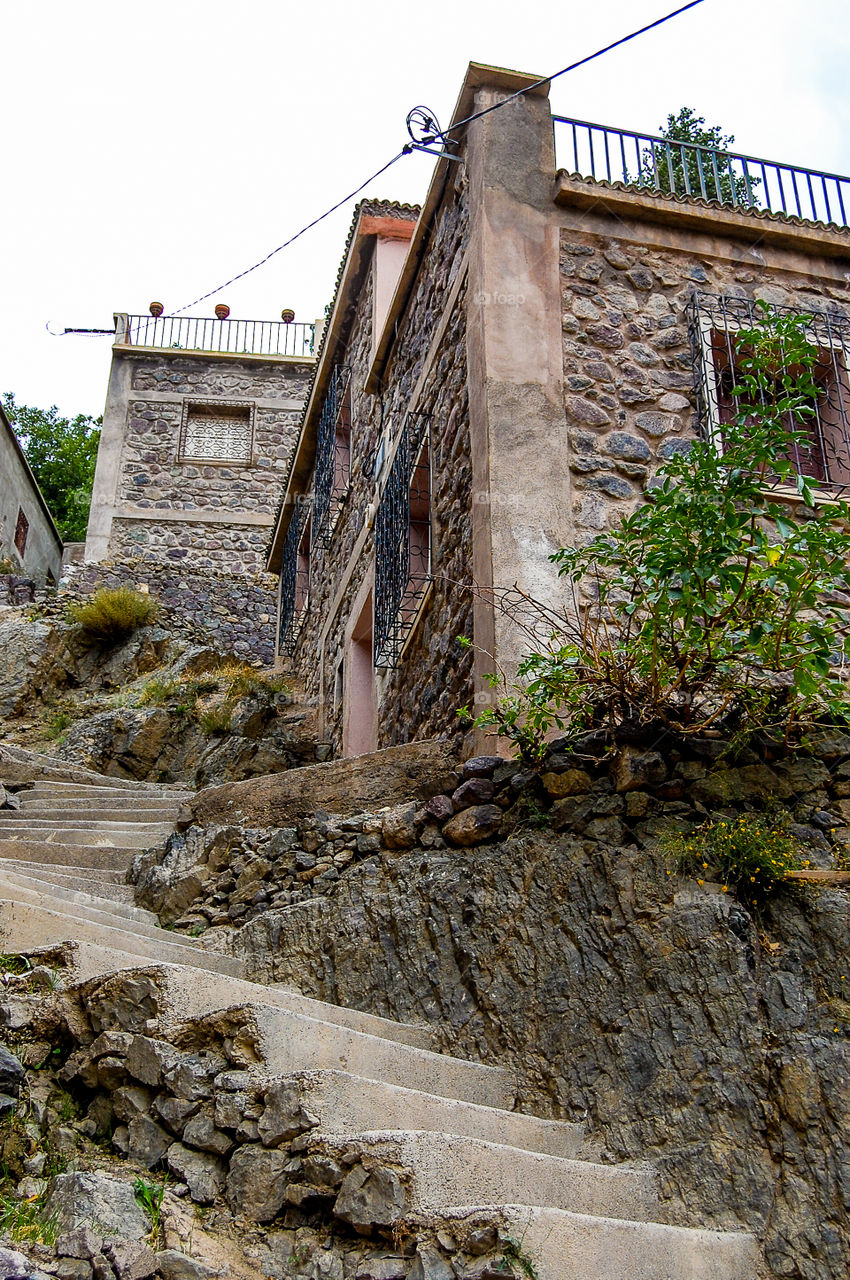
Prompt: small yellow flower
<box><xmin>721</xmin><ymin>885</ymin><xmax>728</xmax><ymax>892</ymax></box>
<box><xmin>697</xmin><ymin>879</ymin><xmax>705</xmax><ymax>886</ymax></box>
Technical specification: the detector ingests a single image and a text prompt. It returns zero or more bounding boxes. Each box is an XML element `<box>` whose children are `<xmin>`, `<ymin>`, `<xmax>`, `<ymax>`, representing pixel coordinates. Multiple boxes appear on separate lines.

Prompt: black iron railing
<box><xmin>120</xmin><ymin>314</ymin><xmax>316</xmax><ymax>357</ymax></box>
<box><xmin>554</xmin><ymin>115</ymin><xmax>850</xmax><ymax>229</ymax></box>
<box><xmin>374</xmin><ymin>413</ymin><xmax>432</xmax><ymax>668</ymax></box>
<box><xmin>277</xmin><ymin>497</ymin><xmax>312</xmax><ymax>655</ymax></box>
<box><xmin>687</xmin><ymin>292</ymin><xmax>850</xmax><ymax>489</ymax></box>
<box><xmin>313</xmin><ymin>364</ymin><xmax>352</xmax><ymax>544</ymax></box>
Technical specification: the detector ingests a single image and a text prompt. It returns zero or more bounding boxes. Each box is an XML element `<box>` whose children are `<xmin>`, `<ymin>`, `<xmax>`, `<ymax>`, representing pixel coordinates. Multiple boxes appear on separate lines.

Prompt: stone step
<box><xmin>0</xmin><ymin>826</ymin><xmax>171</xmax><ymax>849</ymax></box>
<box><xmin>0</xmin><ymin>869</ymin><xmax>157</xmax><ymax>926</ymax></box>
<box><xmin>0</xmin><ymin>902</ymin><xmax>246</xmax><ymax>979</ymax></box>
<box><xmin>266</xmin><ymin>1068</ymin><xmax>585</xmax><ymax>1159</ymax></box>
<box><xmin>22</xmin><ymin>773</ymin><xmax>192</xmax><ymax>793</ymax></box>
<box><xmin>17</xmin><ymin>802</ymin><xmax>182</xmax><ymax>820</ymax></box>
<box><xmin>0</xmin><ymin>840</ymin><xmax>137</xmax><ymax>870</ymax></box>
<box><xmin>90</xmin><ymin>965</ymin><xmax>516</xmax><ymax>1110</ymax></box>
<box><xmin>312</xmin><ymin>1130</ymin><xmax>656</xmax><ymax>1223</ymax></box>
<box><xmin>26</xmin><ymin>940</ymin><xmax>440</xmax><ymax>1054</ymax></box>
<box><xmin>0</xmin><ymin>859</ymin><xmax>129</xmax><ymax>885</ymax></box>
<box><xmin>0</xmin><ymin>880</ymin><xmax>209</xmax><ymax>947</ymax></box>
<box><xmin>428</xmin><ymin>1205</ymin><xmax>759</xmax><ymax>1280</ymax></box>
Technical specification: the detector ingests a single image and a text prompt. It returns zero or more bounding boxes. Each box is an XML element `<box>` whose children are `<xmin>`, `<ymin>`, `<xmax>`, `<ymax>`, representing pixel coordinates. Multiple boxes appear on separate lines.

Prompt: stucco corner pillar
<box><xmin>85</xmin><ymin>345</ymin><xmax>131</xmax><ymax>563</ymax></box>
<box><xmin>463</xmin><ymin>70</ymin><xmax>570</xmax><ymax>747</ymax></box>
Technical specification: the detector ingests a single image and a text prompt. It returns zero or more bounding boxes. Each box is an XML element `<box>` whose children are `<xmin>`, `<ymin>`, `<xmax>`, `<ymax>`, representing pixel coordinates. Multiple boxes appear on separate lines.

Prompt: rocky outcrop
<box><xmin>189</xmin><ymin>740</ymin><xmax>459</xmax><ymax>829</ymax></box>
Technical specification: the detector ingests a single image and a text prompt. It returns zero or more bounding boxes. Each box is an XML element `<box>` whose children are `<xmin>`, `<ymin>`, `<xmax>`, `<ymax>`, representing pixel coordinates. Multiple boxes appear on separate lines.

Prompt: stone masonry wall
<box><xmin>107</xmin><ymin>351</ymin><xmax>312</xmax><ymax>576</ymax></box>
<box><xmin>72</xmin><ymin>560</ymin><xmax>277</xmax><ymax>665</ymax></box>
<box><xmin>559</xmin><ymin>225</ymin><xmax>850</xmax><ymax>540</ymax></box>
<box><xmin>291</xmin><ymin>180</ymin><xmax>473</xmax><ymax>752</ymax></box>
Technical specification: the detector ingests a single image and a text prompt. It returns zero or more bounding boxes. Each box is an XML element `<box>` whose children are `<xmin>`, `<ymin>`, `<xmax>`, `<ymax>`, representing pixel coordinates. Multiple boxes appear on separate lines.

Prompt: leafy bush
<box><xmin>465</xmin><ymin>303</ymin><xmax>850</xmax><ymax>759</ymax></box>
<box><xmin>667</xmin><ymin>812</ymin><xmax>808</xmax><ymax>908</ymax></box>
<box><xmin>67</xmin><ymin>586</ymin><xmax>158</xmax><ymax>641</ymax></box>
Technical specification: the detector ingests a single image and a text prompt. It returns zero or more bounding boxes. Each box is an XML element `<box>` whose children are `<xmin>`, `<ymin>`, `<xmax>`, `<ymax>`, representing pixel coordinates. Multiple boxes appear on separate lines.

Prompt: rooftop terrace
<box><xmin>114</xmin><ymin>312</ymin><xmax>316</xmax><ymax>359</ymax></box>
<box><xmin>553</xmin><ymin>115</ymin><xmax>850</xmax><ymax>230</ymax></box>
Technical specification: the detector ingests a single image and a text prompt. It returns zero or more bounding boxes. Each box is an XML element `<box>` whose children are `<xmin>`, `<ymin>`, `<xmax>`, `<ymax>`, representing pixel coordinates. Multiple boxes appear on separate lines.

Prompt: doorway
<box><xmin>343</xmin><ymin>587</ymin><xmax>376</xmax><ymax>756</ymax></box>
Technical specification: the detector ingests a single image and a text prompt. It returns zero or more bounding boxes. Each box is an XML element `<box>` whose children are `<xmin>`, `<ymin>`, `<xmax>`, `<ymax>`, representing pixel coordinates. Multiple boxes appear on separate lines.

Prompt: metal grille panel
<box><xmin>374</xmin><ymin>414</ymin><xmax>432</xmax><ymax>668</ymax></box>
<box><xmin>278</xmin><ymin>498</ymin><xmax>312</xmax><ymax>655</ymax></box>
<box><xmin>687</xmin><ymin>292</ymin><xmax>850</xmax><ymax>489</ymax></box>
<box><xmin>313</xmin><ymin>365</ymin><xmax>352</xmax><ymax>544</ymax></box>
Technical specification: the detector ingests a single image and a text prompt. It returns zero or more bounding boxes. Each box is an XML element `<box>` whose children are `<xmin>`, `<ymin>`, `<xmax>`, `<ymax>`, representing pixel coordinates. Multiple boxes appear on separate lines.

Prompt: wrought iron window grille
<box><xmin>374</xmin><ymin>413</ymin><xmax>433</xmax><ymax>669</ymax></box>
<box><xmin>277</xmin><ymin>496</ymin><xmax>313</xmax><ymax>656</ymax></box>
<box><xmin>313</xmin><ymin>364</ymin><xmax>353</xmax><ymax>546</ymax></box>
<box><xmin>178</xmin><ymin>399</ymin><xmax>254</xmax><ymax>465</ymax></box>
<box><xmin>687</xmin><ymin>292</ymin><xmax>850</xmax><ymax>491</ymax></box>
<box><xmin>553</xmin><ymin>115</ymin><xmax>850</xmax><ymax>229</ymax></box>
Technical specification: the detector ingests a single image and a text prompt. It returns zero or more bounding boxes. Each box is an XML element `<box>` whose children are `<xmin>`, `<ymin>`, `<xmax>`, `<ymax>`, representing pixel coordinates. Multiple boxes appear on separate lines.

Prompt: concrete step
<box><xmin>0</xmin><ymin>880</ymin><xmax>208</xmax><ymax>947</ymax></box>
<box><xmin>429</xmin><ymin>1205</ymin><xmax>759</xmax><ymax>1280</ymax></box>
<box><xmin>312</xmin><ymin>1130</ymin><xmax>656</xmax><ymax>1223</ymax></box>
<box><xmin>0</xmin><ymin>902</ymin><xmax>246</xmax><ymax>979</ymax></box>
<box><xmin>267</xmin><ymin>1068</ymin><xmax>585</xmax><ymax>1158</ymax></box>
<box><xmin>0</xmin><ymin>840</ymin><xmax>137</xmax><ymax>870</ymax></box>
<box><xmin>0</xmin><ymin>860</ymin><xmax>129</xmax><ymax>885</ymax></box>
<box><xmin>0</xmin><ymin>869</ymin><xmax>157</xmax><ymax>926</ymax></box>
<box><xmin>18</xmin><ymin>939</ymin><xmax>440</xmax><ymax>1054</ymax></box>
<box><xmin>0</xmin><ymin>826</ymin><xmax>171</xmax><ymax>849</ymax></box>
<box><xmin>22</xmin><ymin>783</ymin><xmax>191</xmax><ymax>802</ymax></box>
<box><xmin>17</xmin><ymin>803</ymin><xmax>182</xmax><ymax>821</ymax></box>
<box><xmin>78</xmin><ymin>963</ymin><xmax>516</xmax><ymax>1110</ymax></box>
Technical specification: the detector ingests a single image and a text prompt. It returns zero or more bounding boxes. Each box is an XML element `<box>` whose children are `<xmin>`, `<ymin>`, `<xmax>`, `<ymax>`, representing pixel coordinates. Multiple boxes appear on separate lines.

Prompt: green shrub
<box><xmin>667</xmin><ymin>812</ymin><xmax>807</xmax><ymax>907</ymax></box>
<box><xmin>0</xmin><ymin>1184</ymin><xmax>58</xmax><ymax>1247</ymax></box>
<box><xmin>197</xmin><ymin>704</ymin><xmax>233</xmax><ymax>735</ymax></box>
<box><xmin>463</xmin><ymin>303</ymin><xmax>850</xmax><ymax>759</ymax></box>
<box><xmin>67</xmin><ymin>587</ymin><xmax>158</xmax><ymax>641</ymax></box>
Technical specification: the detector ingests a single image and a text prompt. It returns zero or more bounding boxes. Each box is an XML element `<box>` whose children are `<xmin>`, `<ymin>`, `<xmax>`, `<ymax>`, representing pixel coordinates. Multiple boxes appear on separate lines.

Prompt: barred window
<box><xmin>313</xmin><ymin>365</ymin><xmax>352</xmax><ymax>543</ymax></box>
<box><xmin>374</xmin><ymin>414</ymin><xmax>432</xmax><ymax>668</ymax></box>
<box><xmin>14</xmin><ymin>508</ymin><xmax>28</xmax><ymax>557</ymax></box>
<box><xmin>179</xmin><ymin>400</ymin><xmax>253</xmax><ymax>464</ymax></box>
<box><xmin>277</xmin><ymin>499</ymin><xmax>312</xmax><ymax>655</ymax></box>
<box><xmin>688</xmin><ymin>293</ymin><xmax>850</xmax><ymax>488</ymax></box>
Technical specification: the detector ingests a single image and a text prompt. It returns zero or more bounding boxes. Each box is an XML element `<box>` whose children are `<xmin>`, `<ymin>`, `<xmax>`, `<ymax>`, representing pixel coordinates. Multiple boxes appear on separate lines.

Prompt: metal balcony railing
<box><xmin>553</xmin><ymin>115</ymin><xmax>850</xmax><ymax>229</ymax></box>
<box><xmin>118</xmin><ymin>313</ymin><xmax>316</xmax><ymax>357</ymax></box>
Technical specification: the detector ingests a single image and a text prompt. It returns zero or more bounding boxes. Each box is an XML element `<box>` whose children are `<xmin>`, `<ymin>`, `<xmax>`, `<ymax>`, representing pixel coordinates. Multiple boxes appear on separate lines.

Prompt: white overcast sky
<box><xmin>3</xmin><ymin>0</ymin><xmax>849</xmax><ymax>421</ymax></box>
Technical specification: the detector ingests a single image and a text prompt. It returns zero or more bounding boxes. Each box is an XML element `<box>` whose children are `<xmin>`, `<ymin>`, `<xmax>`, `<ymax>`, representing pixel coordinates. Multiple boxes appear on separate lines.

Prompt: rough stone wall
<box><xmin>218</xmin><ymin>740</ymin><xmax>850</xmax><ymax>1280</ymax></box>
<box><xmin>72</xmin><ymin>560</ymin><xmax>277</xmax><ymax>665</ymax></box>
<box><xmin>106</xmin><ymin>351</ymin><xmax>311</xmax><ymax>575</ymax></box>
<box><xmin>559</xmin><ymin>227</ymin><xmax>850</xmax><ymax>539</ymax></box>
<box><xmin>291</xmin><ymin>179</ymin><xmax>473</xmax><ymax>753</ymax></box>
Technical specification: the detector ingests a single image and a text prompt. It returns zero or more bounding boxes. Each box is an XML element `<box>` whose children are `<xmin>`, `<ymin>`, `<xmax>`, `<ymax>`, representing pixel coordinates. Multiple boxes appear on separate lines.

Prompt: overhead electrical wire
<box><xmin>59</xmin><ymin>0</ymin><xmax>707</xmax><ymax>327</ymax></box>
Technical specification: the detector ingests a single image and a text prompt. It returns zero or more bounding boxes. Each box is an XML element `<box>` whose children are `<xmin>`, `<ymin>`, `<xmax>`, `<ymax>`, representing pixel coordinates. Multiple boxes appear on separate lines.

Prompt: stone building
<box><xmin>269</xmin><ymin>61</ymin><xmax>850</xmax><ymax>754</ymax></box>
<box><xmin>83</xmin><ymin>310</ymin><xmax>316</xmax><ymax>661</ymax></box>
<box><xmin>0</xmin><ymin>400</ymin><xmax>63</xmax><ymax>586</ymax></box>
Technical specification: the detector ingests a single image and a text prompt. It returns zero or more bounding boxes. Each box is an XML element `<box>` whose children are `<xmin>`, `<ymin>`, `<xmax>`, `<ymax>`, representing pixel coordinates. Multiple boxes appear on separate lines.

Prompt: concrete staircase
<box><xmin>0</xmin><ymin>765</ymin><xmax>760</xmax><ymax>1279</ymax></box>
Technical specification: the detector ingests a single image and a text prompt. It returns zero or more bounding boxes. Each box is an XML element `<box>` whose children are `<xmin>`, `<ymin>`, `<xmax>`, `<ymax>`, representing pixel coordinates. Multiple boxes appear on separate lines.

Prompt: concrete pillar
<box><xmin>85</xmin><ymin>323</ymin><xmax>131</xmax><ymax>562</ymax></box>
<box><xmin>463</xmin><ymin>71</ymin><xmax>569</xmax><ymax>719</ymax></box>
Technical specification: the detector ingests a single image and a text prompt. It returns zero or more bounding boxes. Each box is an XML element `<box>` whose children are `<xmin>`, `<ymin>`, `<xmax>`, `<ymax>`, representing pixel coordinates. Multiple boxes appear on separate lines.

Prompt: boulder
<box><xmin>451</xmin><ymin>778</ymin><xmax>495</xmax><ymax>808</ymax></box>
<box><xmin>442</xmin><ymin>805</ymin><xmax>502</xmax><ymax>847</ymax></box>
<box><xmin>461</xmin><ymin>756</ymin><xmax>506</xmax><ymax>779</ymax></box>
<box><xmin>0</xmin><ymin>1245</ymin><xmax>53</xmax><ymax>1280</ymax></box>
<box><xmin>154</xmin><ymin>1252</ymin><xmax>217</xmax><ymax>1280</ymax></box>
<box><xmin>225</xmin><ymin>1145</ymin><xmax>290</xmax><ymax>1221</ymax></box>
<box><xmin>56</xmin><ymin>1227</ymin><xmax>103</xmax><ymax>1261</ymax></box>
<box><xmin>103</xmin><ymin>1240</ymin><xmax>158</xmax><ymax>1280</ymax></box>
<box><xmin>166</xmin><ymin>1144</ymin><xmax>226</xmax><ymax>1205</ymax></box>
<box><xmin>541</xmin><ymin>769</ymin><xmax>592</xmax><ymax>799</ymax></box>
<box><xmin>44</xmin><ymin>1173</ymin><xmax>150</xmax><ymax>1240</ymax></box>
<box><xmin>381</xmin><ymin>803</ymin><xmax>419</xmax><ymax>849</ymax></box>
<box><xmin>257</xmin><ymin>1080</ymin><xmax>317</xmax><ymax>1147</ymax></box>
<box><xmin>0</xmin><ymin>1043</ymin><xmax>25</xmax><ymax>1096</ymax></box>
<box><xmin>191</xmin><ymin>739</ymin><xmax>459</xmax><ymax>827</ymax></box>
<box><xmin>613</xmin><ymin>747</ymin><xmax>667</xmax><ymax>793</ymax></box>
<box><xmin>333</xmin><ymin>1164</ymin><xmax>407</xmax><ymax>1233</ymax></box>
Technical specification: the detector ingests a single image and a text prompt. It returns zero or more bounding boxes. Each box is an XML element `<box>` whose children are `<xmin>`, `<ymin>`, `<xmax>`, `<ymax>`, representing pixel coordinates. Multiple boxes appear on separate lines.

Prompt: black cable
<box><xmin>170</xmin><ymin>149</ymin><xmax>409</xmax><ymax>317</ymax></box>
<box><xmin>431</xmin><ymin>0</ymin><xmax>707</xmax><ymax>143</ymax></box>
<box><xmin>169</xmin><ymin>0</ymin><xmax>706</xmax><ymax>317</ymax></box>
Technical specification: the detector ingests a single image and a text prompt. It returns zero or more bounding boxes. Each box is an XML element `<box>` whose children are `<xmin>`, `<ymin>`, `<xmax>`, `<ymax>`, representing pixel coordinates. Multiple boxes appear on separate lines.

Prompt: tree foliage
<box><xmin>464</xmin><ymin>303</ymin><xmax>850</xmax><ymax>759</ymax></box>
<box><xmin>638</xmin><ymin>106</ymin><xmax>756</xmax><ymax>207</ymax></box>
<box><xmin>2</xmin><ymin>392</ymin><xmax>101</xmax><ymax>542</ymax></box>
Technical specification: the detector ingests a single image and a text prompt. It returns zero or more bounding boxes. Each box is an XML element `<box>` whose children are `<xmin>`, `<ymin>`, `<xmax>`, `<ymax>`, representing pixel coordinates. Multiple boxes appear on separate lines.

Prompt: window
<box><xmin>374</xmin><ymin>414</ymin><xmax>432</xmax><ymax>668</ymax></box>
<box><xmin>277</xmin><ymin>499</ymin><xmax>312</xmax><ymax>654</ymax></box>
<box><xmin>313</xmin><ymin>365</ymin><xmax>352</xmax><ymax>543</ymax></box>
<box><xmin>179</xmin><ymin>400</ymin><xmax>253</xmax><ymax>464</ymax></box>
<box><xmin>14</xmin><ymin>508</ymin><xmax>28</xmax><ymax>557</ymax></box>
<box><xmin>688</xmin><ymin>293</ymin><xmax>850</xmax><ymax>489</ymax></box>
